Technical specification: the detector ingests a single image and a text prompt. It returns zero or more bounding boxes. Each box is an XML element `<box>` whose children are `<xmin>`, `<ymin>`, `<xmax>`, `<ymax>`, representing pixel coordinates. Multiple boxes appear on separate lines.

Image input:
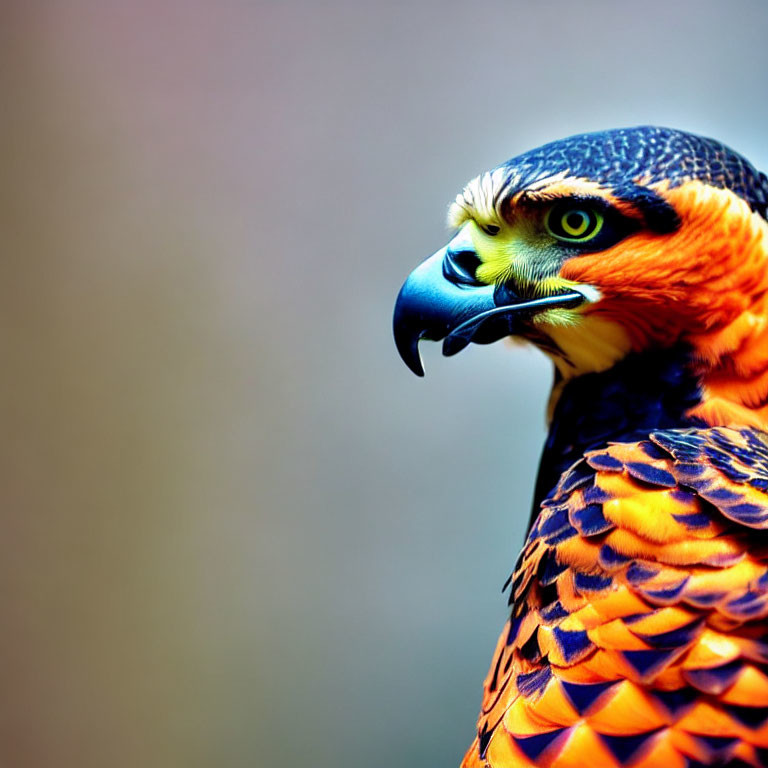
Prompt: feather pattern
<box><xmin>463</xmin><ymin>428</ymin><xmax>768</xmax><ymax>768</ymax></box>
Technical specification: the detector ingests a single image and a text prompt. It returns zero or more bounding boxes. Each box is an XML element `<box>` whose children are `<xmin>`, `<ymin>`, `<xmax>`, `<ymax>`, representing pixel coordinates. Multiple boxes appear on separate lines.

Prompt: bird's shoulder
<box><xmin>464</xmin><ymin>426</ymin><xmax>768</xmax><ymax>768</ymax></box>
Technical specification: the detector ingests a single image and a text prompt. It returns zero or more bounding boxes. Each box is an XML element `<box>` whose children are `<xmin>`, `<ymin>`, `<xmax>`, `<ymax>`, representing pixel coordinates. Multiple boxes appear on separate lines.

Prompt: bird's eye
<box><xmin>545</xmin><ymin>203</ymin><xmax>604</xmax><ymax>243</ymax></box>
<box><xmin>482</xmin><ymin>224</ymin><xmax>500</xmax><ymax>236</ymax></box>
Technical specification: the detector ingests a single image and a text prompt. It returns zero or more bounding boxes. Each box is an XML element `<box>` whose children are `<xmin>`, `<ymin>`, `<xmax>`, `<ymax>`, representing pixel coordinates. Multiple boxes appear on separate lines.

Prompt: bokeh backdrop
<box><xmin>2</xmin><ymin>1</ymin><xmax>768</xmax><ymax>766</ymax></box>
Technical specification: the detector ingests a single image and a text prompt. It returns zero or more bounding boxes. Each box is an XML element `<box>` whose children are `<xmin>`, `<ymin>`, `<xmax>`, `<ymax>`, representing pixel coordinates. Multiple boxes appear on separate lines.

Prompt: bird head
<box><xmin>394</xmin><ymin>127</ymin><xmax>768</xmax><ymax>425</ymax></box>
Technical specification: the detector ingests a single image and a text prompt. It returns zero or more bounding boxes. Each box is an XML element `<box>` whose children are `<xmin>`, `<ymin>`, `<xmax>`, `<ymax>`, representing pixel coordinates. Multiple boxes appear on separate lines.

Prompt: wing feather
<box><xmin>463</xmin><ymin>427</ymin><xmax>768</xmax><ymax>768</ymax></box>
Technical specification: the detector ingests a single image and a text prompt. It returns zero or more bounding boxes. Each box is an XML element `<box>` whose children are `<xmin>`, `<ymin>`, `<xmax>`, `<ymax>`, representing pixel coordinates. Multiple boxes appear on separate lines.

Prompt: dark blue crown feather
<box><xmin>495</xmin><ymin>126</ymin><xmax>768</xmax><ymax>218</ymax></box>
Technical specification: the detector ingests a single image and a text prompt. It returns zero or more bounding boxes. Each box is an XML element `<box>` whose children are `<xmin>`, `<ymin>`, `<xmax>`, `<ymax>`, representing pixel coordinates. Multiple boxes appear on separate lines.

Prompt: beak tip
<box><xmin>393</xmin><ymin>289</ymin><xmax>428</xmax><ymax>376</ymax></box>
<box><xmin>395</xmin><ymin>337</ymin><xmax>426</xmax><ymax>377</ymax></box>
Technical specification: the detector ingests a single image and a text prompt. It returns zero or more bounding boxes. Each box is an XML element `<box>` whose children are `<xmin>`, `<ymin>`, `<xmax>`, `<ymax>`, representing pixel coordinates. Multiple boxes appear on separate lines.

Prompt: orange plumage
<box><xmin>462</xmin><ymin>431</ymin><xmax>768</xmax><ymax>768</ymax></box>
<box><xmin>392</xmin><ymin>127</ymin><xmax>768</xmax><ymax>767</ymax></box>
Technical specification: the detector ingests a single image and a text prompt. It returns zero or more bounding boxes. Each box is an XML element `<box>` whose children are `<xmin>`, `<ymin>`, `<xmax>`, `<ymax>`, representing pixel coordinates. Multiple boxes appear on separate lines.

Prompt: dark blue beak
<box><xmin>393</xmin><ymin>234</ymin><xmax>584</xmax><ymax>376</ymax></box>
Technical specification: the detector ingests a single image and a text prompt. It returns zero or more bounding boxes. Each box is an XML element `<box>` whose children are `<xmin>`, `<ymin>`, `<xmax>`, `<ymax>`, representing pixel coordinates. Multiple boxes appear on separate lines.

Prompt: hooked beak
<box><xmin>393</xmin><ymin>233</ymin><xmax>585</xmax><ymax>376</ymax></box>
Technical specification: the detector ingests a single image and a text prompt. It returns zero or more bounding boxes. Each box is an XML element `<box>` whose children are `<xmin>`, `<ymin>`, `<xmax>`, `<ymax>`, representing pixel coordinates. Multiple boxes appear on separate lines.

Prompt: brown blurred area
<box><xmin>1</xmin><ymin>1</ymin><xmax>768</xmax><ymax>767</ymax></box>
<box><xmin>0</xmin><ymin>4</ymin><xmax>279</xmax><ymax>765</ymax></box>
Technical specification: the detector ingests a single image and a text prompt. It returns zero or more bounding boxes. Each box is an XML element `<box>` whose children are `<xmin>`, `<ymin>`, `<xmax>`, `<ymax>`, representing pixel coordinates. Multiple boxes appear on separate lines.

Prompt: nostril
<box><xmin>443</xmin><ymin>248</ymin><xmax>483</xmax><ymax>286</ymax></box>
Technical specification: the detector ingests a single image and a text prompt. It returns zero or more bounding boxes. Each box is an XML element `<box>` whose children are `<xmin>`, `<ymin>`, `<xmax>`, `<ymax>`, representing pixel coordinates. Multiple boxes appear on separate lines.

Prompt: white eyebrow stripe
<box><xmin>447</xmin><ymin>167</ymin><xmax>509</xmax><ymax>228</ymax></box>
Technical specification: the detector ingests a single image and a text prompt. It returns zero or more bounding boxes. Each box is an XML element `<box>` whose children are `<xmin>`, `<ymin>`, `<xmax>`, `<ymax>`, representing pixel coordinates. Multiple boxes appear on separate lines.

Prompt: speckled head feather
<box><xmin>451</xmin><ymin>127</ymin><xmax>768</xmax><ymax>229</ymax></box>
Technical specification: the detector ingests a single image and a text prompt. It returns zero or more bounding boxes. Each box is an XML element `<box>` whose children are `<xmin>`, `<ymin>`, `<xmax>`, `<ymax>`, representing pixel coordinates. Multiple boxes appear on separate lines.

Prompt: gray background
<box><xmin>2</xmin><ymin>1</ymin><xmax>768</xmax><ymax>766</ymax></box>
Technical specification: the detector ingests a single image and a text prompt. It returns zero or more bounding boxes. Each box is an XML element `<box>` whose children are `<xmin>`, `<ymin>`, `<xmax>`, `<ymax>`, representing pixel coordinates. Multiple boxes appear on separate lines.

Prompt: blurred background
<box><xmin>2</xmin><ymin>1</ymin><xmax>768</xmax><ymax>766</ymax></box>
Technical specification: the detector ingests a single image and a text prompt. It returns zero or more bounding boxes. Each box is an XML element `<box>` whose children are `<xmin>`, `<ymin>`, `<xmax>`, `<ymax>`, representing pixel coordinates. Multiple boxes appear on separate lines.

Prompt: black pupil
<box><xmin>566</xmin><ymin>212</ymin><xmax>586</xmax><ymax>230</ymax></box>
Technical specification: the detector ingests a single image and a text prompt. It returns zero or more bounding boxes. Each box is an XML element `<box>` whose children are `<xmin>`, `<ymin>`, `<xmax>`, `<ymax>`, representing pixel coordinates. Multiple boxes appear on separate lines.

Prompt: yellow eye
<box><xmin>546</xmin><ymin>203</ymin><xmax>604</xmax><ymax>242</ymax></box>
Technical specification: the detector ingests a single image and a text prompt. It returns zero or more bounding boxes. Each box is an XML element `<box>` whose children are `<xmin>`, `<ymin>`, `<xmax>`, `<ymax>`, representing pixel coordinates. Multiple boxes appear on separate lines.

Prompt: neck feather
<box><xmin>688</xmin><ymin>295</ymin><xmax>768</xmax><ymax>430</ymax></box>
<box><xmin>532</xmin><ymin>346</ymin><xmax>704</xmax><ymax>517</ymax></box>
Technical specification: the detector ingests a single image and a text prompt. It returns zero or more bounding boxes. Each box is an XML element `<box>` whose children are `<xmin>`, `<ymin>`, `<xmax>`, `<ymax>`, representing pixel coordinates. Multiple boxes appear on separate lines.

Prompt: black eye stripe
<box><xmin>612</xmin><ymin>183</ymin><xmax>681</xmax><ymax>233</ymax></box>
